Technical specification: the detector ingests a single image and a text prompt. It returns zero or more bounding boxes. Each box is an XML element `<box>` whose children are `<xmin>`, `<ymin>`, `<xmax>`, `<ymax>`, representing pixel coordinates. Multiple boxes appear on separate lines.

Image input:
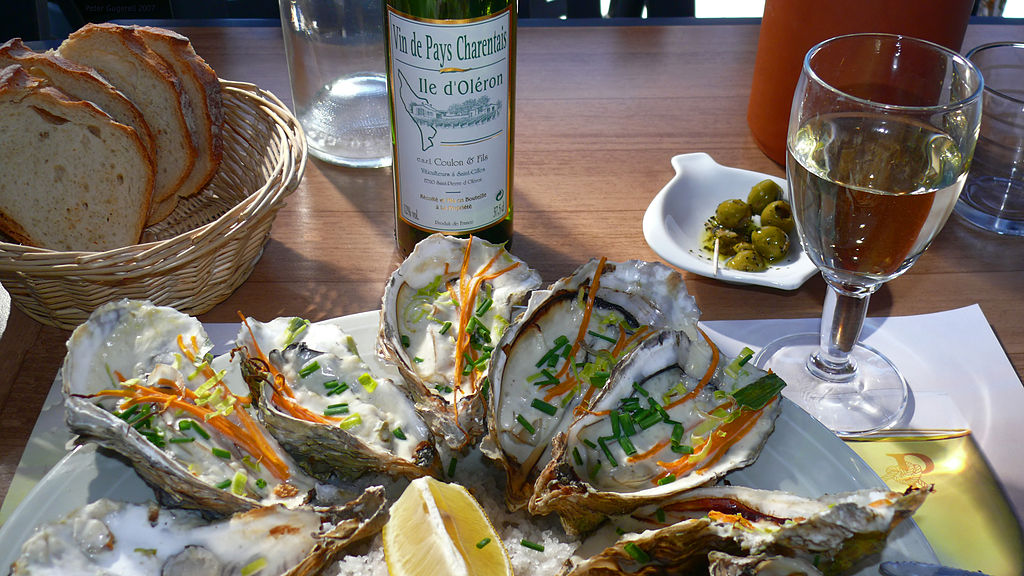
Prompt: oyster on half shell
<box><xmin>378</xmin><ymin>234</ymin><xmax>543</xmax><ymax>450</ymax></box>
<box><xmin>62</xmin><ymin>300</ymin><xmax>315</xmax><ymax>516</ymax></box>
<box><xmin>236</xmin><ymin>316</ymin><xmax>442</xmax><ymax>480</ymax></box>
<box><xmin>484</xmin><ymin>259</ymin><xmax>700</xmax><ymax>510</ymax></box>
<box><xmin>10</xmin><ymin>487</ymin><xmax>388</xmax><ymax>576</ymax></box>
<box><xmin>707</xmin><ymin>551</ymin><xmax>824</xmax><ymax>576</ymax></box>
<box><xmin>563</xmin><ymin>485</ymin><xmax>931</xmax><ymax>576</ymax></box>
<box><xmin>530</xmin><ymin>328</ymin><xmax>784</xmax><ymax>536</ymax></box>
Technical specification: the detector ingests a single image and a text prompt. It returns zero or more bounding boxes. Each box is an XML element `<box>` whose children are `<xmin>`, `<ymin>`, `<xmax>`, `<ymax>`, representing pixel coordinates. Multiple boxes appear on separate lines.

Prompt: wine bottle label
<box><xmin>387</xmin><ymin>6</ymin><xmax>512</xmax><ymax>234</ymax></box>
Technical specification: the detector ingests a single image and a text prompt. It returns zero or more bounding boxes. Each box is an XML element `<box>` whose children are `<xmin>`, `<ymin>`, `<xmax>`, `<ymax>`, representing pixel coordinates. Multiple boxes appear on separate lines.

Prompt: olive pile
<box><xmin>704</xmin><ymin>179</ymin><xmax>795</xmax><ymax>272</ymax></box>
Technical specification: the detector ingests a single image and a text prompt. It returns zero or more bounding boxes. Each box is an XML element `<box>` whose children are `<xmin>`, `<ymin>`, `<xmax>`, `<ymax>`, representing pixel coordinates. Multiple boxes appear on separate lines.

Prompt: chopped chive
<box><xmin>358</xmin><ymin>373</ymin><xmax>379</xmax><ymax>393</ymax></box>
<box><xmin>572</xmin><ymin>446</ymin><xmax>583</xmax><ymax>465</ymax></box>
<box><xmin>324</xmin><ymin>403</ymin><xmax>350</xmax><ymax>417</ymax></box>
<box><xmin>298</xmin><ymin>360</ymin><xmax>320</xmax><ymax>378</ymax></box>
<box><xmin>520</xmin><ymin>539</ymin><xmax>545</xmax><ymax>552</ymax></box>
<box><xmin>618</xmin><ymin>435</ymin><xmax>637</xmax><ymax>456</ymax></box>
<box><xmin>182</xmin><ymin>419</ymin><xmax>210</xmax><ymax>439</ymax></box>
<box><xmin>117</xmin><ymin>404</ymin><xmax>142</xmax><ymax>421</ymax></box>
<box><xmin>610</xmin><ymin>410</ymin><xmax>622</xmax><ymax>437</ymax></box>
<box><xmin>401</xmin><ymin>334</ymin><xmax>411</xmax><ymax>348</ymax></box>
<box><xmin>339</xmin><ymin>413</ymin><xmax>363</xmax><ymax>430</ymax></box>
<box><xmin>624</xmin><ymin>542</ymin><xmax>651</xmax><ymax>564</ymax></box>
<box><xmin>671</xmin><ymin>443</ymin><xmax>694</xmax><ymax>454</ymax></box>
<box><xmin>649</xmin><ymin>397</ymin><xmax>670</xmax><ymax>422</ymax></box>
<box><xmin>169</xmin><ymin>436</ymin><xmax>195</xmax><ymax>444</ymax></box>
<box><xmin>479</xmin><ymin>377</ymin><xmax>490</xmax><ymax>399</ymax></box>
<box><xmin>657</xmin><ymin>473</ymin><xmax>677</xmax><ymax>485</ymax></box>
<box><xmin>672</xmin><ymin>423</ymin><xmax>685</xmax><ymax>443</ymax></box>
<box><xmin>516</xmin><ymin>414</ymin><xmax>536</xmax><ymax>435</ymax></box>
<box><xmin>475</xmin><ymin>297</ymin><xmax>493</xmax><ymax>316</ymax></box>
<box><xmin>447</xmin><ymin>457</ymin><xmax>458</xmax><ymax>478</ymax></box>
<box><xmin>326</xmin><ymin>382</ymin><xmax>350</xmax><ymax>396</ymax></box>
<box><xmin>439</xmin><ymin>321</ymin><xmax>452</xmax><ymax>335</ymax></box>
<box><xmin>215</xmin><ymin>479</ymin><xmax>232</xmax><ymax>490</ymax></box>
<box><xmin>589</xmin><ymin>372</ymin><xmax>609</xmax><ymax>388</ymax></box>
<box><xmin>583</xmin><ymin>438</ymin><xmax>598</xmax><ymax>449</ymax></box>
<box><xmin>393</xmin><ymin>427</ymin><xmax>407</xmax><ymax>440</ymax></box>
<box><xmin>589</xmin><ymin>460</ymin><xmax>603</xmax><ymax>479</ymax></box>
<box><xmin>587</xmin><ymin>330</ymin><xmax>617</xmax><ymax>344</ymax></box>
<box><xmin>598</xmin><ymin>437</ymin><xmax>618</xmax><ymax>467</ymax></box>
<box><xmin>211</xmin><ymin>447</ymin><xmax>232</xmax><ymax>459</ymax></box>
<box><xmin>323</xmin><ymin>379</ymin><xmax>340</xmax><ymax>390</ymax></box>
<box><xmin>476</xmin><ymin>537</ymin><xmax>492</xmax><ymax>549</ymax></box>
<box><xmin>255</xmin><ymin>478</ymin><xmax>267</xmax><ymax>489</ymax></box>
<box><xmin>638</xmin><ymin>411</ymin><xmax>662</xmax><ymax>430</ymax></box>
<box><xmin>413</xmin><ymin>356</ymin><xmax>424</xmax><ymax>363</ymax></box>
<box><xmin>531</xmin><ymin>398</ymin><xmax>557</xmax><ymax>416</ymax></box>
<box><xmin>632</xmin><ymin>381</ymin><xmax>650</xmax><ymax>397</ymax></box>
<box><xmin>655</xmin><ymin>508</ymin><xmax>666</xmax><ymax>523</ymax></box>
<box><xmin>620</xmin><ymin>412</ymin><xmax>636</xmax><ymax>436</ymax></box>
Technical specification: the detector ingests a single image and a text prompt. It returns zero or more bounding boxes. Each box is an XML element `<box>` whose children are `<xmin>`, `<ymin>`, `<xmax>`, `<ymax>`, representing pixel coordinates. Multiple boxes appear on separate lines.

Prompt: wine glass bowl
<box><xmin>755</xmin><ymin>34</ymin><xmax>983</xmax><ymax>436</ymax></box>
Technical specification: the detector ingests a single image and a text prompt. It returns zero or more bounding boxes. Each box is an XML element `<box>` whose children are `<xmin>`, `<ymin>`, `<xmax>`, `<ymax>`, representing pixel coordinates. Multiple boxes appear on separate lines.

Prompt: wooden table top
<box><xmin>2</xmin><ymin>19</ymin><xmax>1023</xmax><ymax>509</ymax></box>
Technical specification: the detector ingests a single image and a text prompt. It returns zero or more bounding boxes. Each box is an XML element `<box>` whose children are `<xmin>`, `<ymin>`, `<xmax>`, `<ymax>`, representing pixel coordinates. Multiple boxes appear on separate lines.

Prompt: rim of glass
<box><xmin>803</xmin><ymin>32</ymin><xmax>984</xmax><ymax>113</ymax></box>
<box><xmin>966</xmin><ymin>41</ymin><xmax>1024</xmax><ymax>105</ymax></box>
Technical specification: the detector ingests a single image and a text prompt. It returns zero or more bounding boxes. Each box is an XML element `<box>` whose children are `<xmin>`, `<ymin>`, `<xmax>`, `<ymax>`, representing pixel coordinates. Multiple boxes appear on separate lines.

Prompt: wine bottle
<box><xmin>385</xmin><ymin>0</ymin><xmax>516</xmax><ymax>256</ymax></box>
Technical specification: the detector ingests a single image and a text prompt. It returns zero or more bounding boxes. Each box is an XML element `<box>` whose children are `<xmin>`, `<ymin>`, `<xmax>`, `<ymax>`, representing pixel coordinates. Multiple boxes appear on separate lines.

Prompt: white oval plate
<box><xmin>643</xmin><ymin>152</ymin><xmax>818</xmax><ymax>290</ymax></box>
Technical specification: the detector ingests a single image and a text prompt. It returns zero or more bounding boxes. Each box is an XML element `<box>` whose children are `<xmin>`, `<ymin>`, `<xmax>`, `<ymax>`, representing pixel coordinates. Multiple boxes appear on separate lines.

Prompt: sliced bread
<box><xmin>0</xmin><ymin>38</ymin><xmax>157</xmax><ymax>166</ymax></box>
<box><xmin>0</xmin><ymin>64</ymin><xmax>154</xmax><ymax>251</ymax></box>
<box><xmin>57</xmin><ymin>23</ymin><xmax>197</xmax><ymax>207</ymax></box>
<box><xmin>131</xmin><ymin>26</ymin><xmax>224</xmax><ymax>224</ymax></box>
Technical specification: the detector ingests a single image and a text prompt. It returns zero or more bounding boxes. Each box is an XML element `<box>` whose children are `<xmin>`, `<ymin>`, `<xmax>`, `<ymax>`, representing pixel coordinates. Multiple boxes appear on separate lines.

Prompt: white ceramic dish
<box><xmin>643</xmin><ymin>152</ymin><xmax>819</xmax><ymax>290</ymax></box>
<box><xmin>0</xmin><ymin>311</ymin><xmax>936</xmax><ymax>574</ymax></box>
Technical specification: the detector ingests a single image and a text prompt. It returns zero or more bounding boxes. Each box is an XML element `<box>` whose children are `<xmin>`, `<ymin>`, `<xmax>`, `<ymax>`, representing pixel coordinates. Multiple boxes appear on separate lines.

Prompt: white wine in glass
<box><xmin>755</xmin><ymin>34</ymin><xmax>983</xmax><ymax>436</ymax></box>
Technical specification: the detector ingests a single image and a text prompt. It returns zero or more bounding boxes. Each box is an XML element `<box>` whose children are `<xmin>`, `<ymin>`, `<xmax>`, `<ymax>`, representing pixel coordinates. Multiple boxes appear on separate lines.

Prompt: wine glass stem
<box><xmin>807</xmin><ymin>284</ymin><xmax>870</xmax><ymax>382</ymax></box>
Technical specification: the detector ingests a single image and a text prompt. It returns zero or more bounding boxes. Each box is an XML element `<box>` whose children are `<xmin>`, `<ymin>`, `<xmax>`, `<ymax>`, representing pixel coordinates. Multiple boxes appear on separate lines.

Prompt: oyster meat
<box><xmin>10</xmin><ymin>487</ymin><xmax>388</xmax><ymax>576</ymax></box>
<box><xmin>378</xmin><ymin>234</ymin><xmax>543</xmax><ymax>450</ymax></box>
<box><xmin>236</xmin><ymin>315</ymin><xmax>442</xmax><ymax>480</ymax></box>
<box><xmin>563</xmin><ymin>485</ymin><xmax>931</xmax><ymax>576</ymax></box>
<box><xmin>708</xmin><ymin>551</ymin><xmax>824</xmax><ymax>576</ymax></box>
<box><xmin>485</xmin><ymin>258</ymin><xmax>700</xmax><ymax>509</ymax></box>
<box><xmin>530</xmin><ymin>328</ymin><xmax>785</xmax><ymax>535</ymax></box>
<box><xmin>62</xmin><ymin>300</ymin><xmax>315</xmax><ymax>516</ymax></box>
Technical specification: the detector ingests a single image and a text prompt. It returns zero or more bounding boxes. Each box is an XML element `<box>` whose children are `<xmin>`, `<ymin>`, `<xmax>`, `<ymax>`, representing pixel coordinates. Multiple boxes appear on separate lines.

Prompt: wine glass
<box><xmin>754</xmin><ymin>33</ymin><xmax>983</xmax><ymax>436</ymax></box>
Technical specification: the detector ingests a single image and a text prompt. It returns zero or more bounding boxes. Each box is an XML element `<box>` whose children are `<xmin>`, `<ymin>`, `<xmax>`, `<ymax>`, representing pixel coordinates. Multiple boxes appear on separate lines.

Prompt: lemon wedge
<box><xmin>383</xmin><ymin>476</ymin><xmax>512</xmax><ymax>576</ymax></box>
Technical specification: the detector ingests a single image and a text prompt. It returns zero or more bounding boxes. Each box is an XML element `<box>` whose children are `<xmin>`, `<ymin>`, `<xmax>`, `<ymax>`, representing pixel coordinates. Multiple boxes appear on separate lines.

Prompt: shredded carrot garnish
<box><xmin>654</xmin><ymin>405</ymin><xmax>766</xmax><ymax>480</ymax></box>
<box><xmin>663</xmin><ymin>328</ymin><xmax>720</xmax><ymax>411</ymax></box>
<box><xmin>628</xmin><ymin>439</ymin><xmax>671</xmax><ymax>463</ymax></box>
<box><xmin>708</xmin><ymin>510</ymin><xmax>756</xmax><ymax>529</ymax></box>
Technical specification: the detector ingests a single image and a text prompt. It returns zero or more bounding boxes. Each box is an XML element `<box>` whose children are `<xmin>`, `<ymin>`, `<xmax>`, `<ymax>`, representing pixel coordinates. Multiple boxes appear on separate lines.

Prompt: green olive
<box><xmin>712</xmin><ymin>228</ymin><xmax>743</xmax><ymax>256</ymax></box>
<box><xmin>725</xmin><ymin>249</ymin><xmax>768</xmax><ymax>272</ymax></box>
<box><xmin>715</xmin><ymin>199</ymin><xmax>752</xmax><ymax>231</ymax></box>
<box><xmin>751</xmin><ymin>225</ymin><xmax>790</xmax><ymax>263</ymax></box>
<box><xmin>733</xmin><ymin>241</ymin><xmax>755</xmax><ymax>254</ymax></box>
<box><xmin>760</xmin><ymin>200</ymin><xmax>795</xmax><ymax>233</ymax></box>
<box><xmin>747</xmin><ymin>179</ymin><xmax>782</xmax><ymax>215</ymax></box>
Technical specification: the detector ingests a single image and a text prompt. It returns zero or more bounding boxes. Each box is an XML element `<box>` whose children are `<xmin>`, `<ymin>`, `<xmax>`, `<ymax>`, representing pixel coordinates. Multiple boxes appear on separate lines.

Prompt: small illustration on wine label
<box><xmin>880</xmin><ymin>452</ymin><xmax>935</xmax><ymax>490</ymax></box>
<box><xmin>397</xmin><ymin>69</ymin><xmax>502</xmax><ymax>152</ymax></box>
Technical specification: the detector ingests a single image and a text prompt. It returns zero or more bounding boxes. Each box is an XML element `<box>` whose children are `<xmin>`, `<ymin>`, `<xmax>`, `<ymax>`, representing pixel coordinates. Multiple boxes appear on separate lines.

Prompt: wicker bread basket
<box><xmin>0</xmin><ymin>80</ymin><xmax>306</xmax><ymax>330</ymax></box>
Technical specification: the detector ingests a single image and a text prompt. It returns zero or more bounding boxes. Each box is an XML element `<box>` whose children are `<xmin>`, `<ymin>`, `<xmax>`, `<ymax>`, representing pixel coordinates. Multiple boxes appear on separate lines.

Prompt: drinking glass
<box><xmin>754</xmin><ymin>34</ymin><xmax>983</xmax><ymax>436</ymax></box>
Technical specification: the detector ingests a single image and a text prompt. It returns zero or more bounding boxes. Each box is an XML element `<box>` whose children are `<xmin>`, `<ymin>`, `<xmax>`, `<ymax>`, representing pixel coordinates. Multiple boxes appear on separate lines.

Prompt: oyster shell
<box><xmin>378</xmin><ymin>234</ymin><xmax>543</xmax><ymax>450</ymax></box>
<box><xmin>485</xmin><ymin>258</ymin><xmax>700</xmax><ymax>510</ymax></box>
<box><xmin>562</xmin><ymin>485</ymin><xmax>931</xmax><ymax>576</ymax></box>
<box><xmin>236</xmin><ymin>315</ymin><xmax>442</xmax><ymax>480</ymax></box>
<box><xmin>10</xmin><ymin>487</ymin><xmax>388</xmax><ymax>576</ymax></box>
<box><xmin>62</xmin><ymin>300</ymin><xmax>315</xmax><ymax>516</ymax></box>
<box><xmin>530</xmin><ymin>328</ymin><xmax>784</xmax><ymax>535</ymax></box>
<box><xmin>708</xmin><ymin>551</ymin><xmax>824</xmax><ymax>576</ymax></box>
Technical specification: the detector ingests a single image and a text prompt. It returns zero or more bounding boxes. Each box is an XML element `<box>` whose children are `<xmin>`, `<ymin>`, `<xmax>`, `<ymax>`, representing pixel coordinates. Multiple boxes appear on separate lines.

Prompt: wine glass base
<box><xmin>753</xmin><ymin>333</ymin><xmax>909</xmax><ymax>437</ymax></box>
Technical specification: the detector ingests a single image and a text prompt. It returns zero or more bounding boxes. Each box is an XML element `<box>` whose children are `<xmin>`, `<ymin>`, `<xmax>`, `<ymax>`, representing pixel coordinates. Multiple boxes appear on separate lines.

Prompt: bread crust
<box><xmin>0</xmin><ymin>64</ymin><xmax>154</xmax><ymax>251</ymax></box>
<box><xmin>58</xmin><ymin>23</ymin><xmax>198</xmax><ymax>206</ymax></box>
<box><xmin>0</xmin><ymin>38</ymin><xmax>157</xmax><ymax>166</ymax></box>
<box><xmin>131</xmin><ymin>25</ymin><xmax>224</xmax><ymax>224</ymax></box>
